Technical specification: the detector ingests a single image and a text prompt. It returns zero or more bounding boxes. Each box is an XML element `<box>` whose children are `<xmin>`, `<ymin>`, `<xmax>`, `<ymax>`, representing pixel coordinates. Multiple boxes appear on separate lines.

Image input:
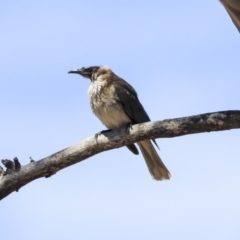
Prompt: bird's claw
<box><xmin>126</xmin><ymin>123</ymin><xmax>133</xmax><ymax>133</ymax></box>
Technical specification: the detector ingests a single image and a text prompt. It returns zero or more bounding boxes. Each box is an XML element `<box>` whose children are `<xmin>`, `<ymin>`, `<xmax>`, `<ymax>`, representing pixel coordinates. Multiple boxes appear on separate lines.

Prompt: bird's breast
<box><xmin>88</xmin><ymin>82</ymin><xmax>131</xmax><ymax>129</ymax></box>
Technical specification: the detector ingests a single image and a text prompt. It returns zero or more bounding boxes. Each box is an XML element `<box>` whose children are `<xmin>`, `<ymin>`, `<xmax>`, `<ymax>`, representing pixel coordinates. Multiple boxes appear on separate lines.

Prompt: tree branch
<box><xmin>1</xmin><ymin>110</ymin><xmax>240</xmax><ymax>200</ymax></box>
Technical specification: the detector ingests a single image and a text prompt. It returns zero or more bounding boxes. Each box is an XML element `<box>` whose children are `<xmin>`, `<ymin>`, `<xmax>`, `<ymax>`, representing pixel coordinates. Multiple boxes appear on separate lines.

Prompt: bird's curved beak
<box><xmin>68</xmin><ymin>66</ymin><xmax>100</xmax><ymax>79</ymax></box>
<box><xmin>68</xmin><ymin>67</ymin><xmax>92</xmax><ymax>79</ymax></box>
<box><xmin>68</xmin><ymin>69</ymin><xmax>82</xmax><ymax>75</ymax></box>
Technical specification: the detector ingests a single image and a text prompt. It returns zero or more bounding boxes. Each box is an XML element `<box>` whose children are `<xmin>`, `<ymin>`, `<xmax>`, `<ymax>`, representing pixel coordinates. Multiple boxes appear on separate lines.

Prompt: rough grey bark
<box><xmin>0</xmin><ymin>110</ymin><xmax>240</xmax><ymax>200</ymax></box>
<box><xmin>221</xmin><ymin>0</ymin><xmax>240</xmax><ymax>32</ymax></box>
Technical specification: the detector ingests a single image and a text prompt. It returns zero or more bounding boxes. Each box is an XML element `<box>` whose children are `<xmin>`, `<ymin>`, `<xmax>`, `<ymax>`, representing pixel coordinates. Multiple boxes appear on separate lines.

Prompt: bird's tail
<box><xmin>138</xmin><ymin>140</ymin><xmax>171</xmax><ymax>180</ymax></box>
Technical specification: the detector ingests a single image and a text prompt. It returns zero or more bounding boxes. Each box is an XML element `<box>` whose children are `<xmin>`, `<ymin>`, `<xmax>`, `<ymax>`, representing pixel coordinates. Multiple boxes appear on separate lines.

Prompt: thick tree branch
<box><xmin>1</xmin><ymin>110</ymin><xmax>240</xmax><ymax>200</ymax></box>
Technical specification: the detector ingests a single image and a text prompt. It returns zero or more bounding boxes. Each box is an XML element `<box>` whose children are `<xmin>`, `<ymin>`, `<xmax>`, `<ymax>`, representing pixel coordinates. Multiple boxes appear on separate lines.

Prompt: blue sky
<box><xmin>1</xmin><ymin>1</ymin><xmax>240</xmax><ymax>239</ymax></box>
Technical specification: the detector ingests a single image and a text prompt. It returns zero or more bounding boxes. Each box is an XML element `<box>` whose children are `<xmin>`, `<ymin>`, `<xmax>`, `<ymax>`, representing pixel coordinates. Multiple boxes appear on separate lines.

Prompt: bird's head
<box><xmin>68</xmin><ymin>66</ymin><xmax>100</xmax><ymax>80</ymax></box>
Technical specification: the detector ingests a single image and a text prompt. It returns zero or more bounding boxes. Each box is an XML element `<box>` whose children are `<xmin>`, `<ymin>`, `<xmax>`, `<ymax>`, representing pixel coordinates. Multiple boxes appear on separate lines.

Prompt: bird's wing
<box><xmin>221</xmin><ymin>0</ymin><xmax>240</xmax><ymax>32</ymax></box>
<box><xmin>113</xmin><ymin>79</ymin><xmax>151</xmax><ymax>124</ymax></box>
<box><xmin>112</xmin><ymin>79</ymin><xmax>159</xmax><ymax>149</ymax></box>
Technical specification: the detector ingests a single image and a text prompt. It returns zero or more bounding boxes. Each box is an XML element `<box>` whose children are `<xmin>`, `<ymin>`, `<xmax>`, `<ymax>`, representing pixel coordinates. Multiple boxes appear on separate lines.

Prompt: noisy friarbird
<box><xmin>68</xmin><ymin>66</ymin><xmax>171</xmax><ymax>180</ymax></box>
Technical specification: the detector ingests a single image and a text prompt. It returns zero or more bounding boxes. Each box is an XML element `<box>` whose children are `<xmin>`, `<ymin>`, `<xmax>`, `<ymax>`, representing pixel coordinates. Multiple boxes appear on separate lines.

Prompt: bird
<box><xmin>221</xmin><ymin>0</ymin><xmax>240</xmax><ymax>32</ymax></box>
<box><xmin>68</xmin><ymin>66</ymin><xmax>171</xmax><ymax>180</ymax></box>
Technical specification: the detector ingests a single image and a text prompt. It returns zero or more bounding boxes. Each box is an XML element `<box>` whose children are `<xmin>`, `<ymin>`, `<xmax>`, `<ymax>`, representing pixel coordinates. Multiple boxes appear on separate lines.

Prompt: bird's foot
<box><xmin>126</xmin><ymin>123</ymin><xmax>134</xmax><ymax>133</ymax></box>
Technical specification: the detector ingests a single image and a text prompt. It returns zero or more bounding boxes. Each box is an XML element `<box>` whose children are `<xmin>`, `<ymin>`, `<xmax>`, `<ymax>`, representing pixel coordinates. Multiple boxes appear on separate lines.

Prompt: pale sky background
<box><xmin>1</xmin><ymin>1</ymin><xmax>240</xmax><ymax>240</ymax></box>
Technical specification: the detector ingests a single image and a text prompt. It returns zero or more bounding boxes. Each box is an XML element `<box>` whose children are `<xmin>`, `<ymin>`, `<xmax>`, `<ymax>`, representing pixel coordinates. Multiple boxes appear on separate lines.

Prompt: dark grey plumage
<box><xmin>68</xmin><ymin>66</ymin><xmax>171</xmax><ymax>180</ymax></box>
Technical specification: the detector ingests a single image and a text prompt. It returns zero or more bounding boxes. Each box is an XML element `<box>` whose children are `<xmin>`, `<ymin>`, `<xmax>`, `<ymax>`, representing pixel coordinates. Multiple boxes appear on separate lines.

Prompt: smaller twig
<box><xmin>1</xmin><ymin>157</ymin><xmax>21</xmax><ymax>175</ymax></box>
<box><xmin>0</xmin><ymin>166</ymin><xmax>4</xmax><ymax>177</ymax></box>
